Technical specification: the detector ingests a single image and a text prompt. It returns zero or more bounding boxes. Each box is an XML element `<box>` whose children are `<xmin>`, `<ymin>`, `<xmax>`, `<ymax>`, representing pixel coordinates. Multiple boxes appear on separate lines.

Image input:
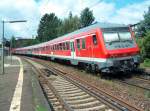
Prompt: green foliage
<box><xmin>137</xmin><ymin>6</ymin><xmax>150</xmax><ymax>67</ymax></box>
<box><xmin>145</xmin><ymin>91</ymin><xmax>150</xmax><ymax>98</ymax></box>
<box><xmin>11</xmin><ymin>36</ymin><xmax>16</xmax><ymax>48</ymax></box>
<box><xmin>142</xmin><ymin>31</ymin><xmax>150</xmax><ymax>58</ymax></box>
<box><xmin>80</xmin><ymin>7</ymin><xmax>95</xmax><ymax>27</ymax></box>
<box><xmin>137</xmin><ymin>6</ymin><xmax>150</xmax><ymax>36</ymax></box>
<box><xmin>15</xmin><ymin>8</ymin><xmax>93</xmax><ymax>47</ymax></box>
<box><xmin>136</xmin><ymin>38</ymin><xmax>145</xmax><ymax>59</ymax></box>
<box><xmin>143</xmin><ymin>58</ymin><xmax>150</xmax><ymax>67</ymax></box>
<box><xmin>36</xmin><ymin>105</ymin><xmax>47</xmax><ymax>111</ymax></box>
<box><xmin>36</xmin><ymin>8</ymin><xmax>95</xmax><ymax>44</ymax></box>
<box><xmin>58</xmin><ymin>12</ymin><xmax>81</xmax><ymax>35</ymax></box>
<box><xmin>37</xmin><ymin>11</ymin><xmax>82</xmax><ymax>42</ymax></box>
<box><xmin>21</xmin><ymin>39</ymin><xmax>40</xmax><ymax>47</ymax></box>
<box><xmin>37</xmin><ymin>13</ymin><xmax>61</xmax><ymax>42</ymax></box>
<box><xmin>136</xmin><ymin>31</ymin><xmax>150</xmax><ymax>60</ymax></box>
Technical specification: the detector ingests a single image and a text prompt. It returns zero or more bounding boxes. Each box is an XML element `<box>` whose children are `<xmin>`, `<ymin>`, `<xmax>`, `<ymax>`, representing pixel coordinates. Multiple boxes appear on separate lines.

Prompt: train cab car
<box><xmin>14</xmin><ymin>22</ymin><xmax>140</xmax><ymax>73</ymax></box>
<box><xmin>100</xmin><ymin>27</ymin><xmax>140</xmax><ymax>73</ymax></box>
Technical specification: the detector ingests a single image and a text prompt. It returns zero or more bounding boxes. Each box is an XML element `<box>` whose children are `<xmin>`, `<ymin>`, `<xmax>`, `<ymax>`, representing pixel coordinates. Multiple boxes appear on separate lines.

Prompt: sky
<box><xmin>0</xmin><ymin>0</ymin><xmax>150</xmax><ymax>41</ymax></box>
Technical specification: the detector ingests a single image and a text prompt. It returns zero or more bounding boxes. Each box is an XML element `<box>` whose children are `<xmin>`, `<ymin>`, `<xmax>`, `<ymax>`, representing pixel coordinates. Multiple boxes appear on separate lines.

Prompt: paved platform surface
<box><xmin>0</xmin><ymin>56</ymin><xmax>51</xmax><ymax>111</ymax></box>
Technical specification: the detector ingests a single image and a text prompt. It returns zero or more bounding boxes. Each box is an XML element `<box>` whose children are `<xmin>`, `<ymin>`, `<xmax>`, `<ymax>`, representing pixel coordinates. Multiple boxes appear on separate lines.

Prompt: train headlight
<box><xmin>133</xmin><ymin>55</ymin><xmax>140</xmax><ymax>63</ymax></box>
<box><xmin>107</xmin><ymin>60</ymin><xmax>114</xmax><ymax>66</ymax></box>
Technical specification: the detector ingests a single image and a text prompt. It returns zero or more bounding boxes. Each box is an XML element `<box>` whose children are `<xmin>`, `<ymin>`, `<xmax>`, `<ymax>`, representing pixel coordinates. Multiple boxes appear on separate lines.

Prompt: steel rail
<box><xmin>25</xmin><ymin>57</ymin><xmax>142</xmax><ymax>111</ymax></box>
<box><xmin>23</xmin><ymin>58</ymin><xmax>73</xmax><ymax>111</ymax></box>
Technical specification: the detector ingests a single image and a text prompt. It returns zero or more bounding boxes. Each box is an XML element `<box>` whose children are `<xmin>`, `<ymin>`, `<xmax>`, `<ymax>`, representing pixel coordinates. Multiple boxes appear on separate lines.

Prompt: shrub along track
<box><xmin>23</xmin><ymin>56</ymin><xmax>142</xmax><ymax>111</ymax></box>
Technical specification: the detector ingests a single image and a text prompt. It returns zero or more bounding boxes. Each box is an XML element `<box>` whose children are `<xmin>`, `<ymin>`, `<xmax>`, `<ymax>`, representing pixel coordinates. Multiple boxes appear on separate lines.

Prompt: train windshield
<box><xmin>103</xmin><ymin>33</ymin><xmax>119</xmax><ymax>43</ymax></box>
<box><xmin>102</xmin><ymin>27</ymin><xmax>135</xmax><ymax>49</ymax></box>
<box><xmin>119</xmin><ymin>32</ymin><xmax>132</xmax><ymax>41</ymax></box>
<box><xmin>103</xmin><ymin>32</ymin><xmax>132</xmax><ymax>43</ymax></box>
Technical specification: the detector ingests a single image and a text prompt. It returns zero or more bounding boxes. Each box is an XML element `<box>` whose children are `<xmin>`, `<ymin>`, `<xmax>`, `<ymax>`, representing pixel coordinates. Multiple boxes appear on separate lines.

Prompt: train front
<box><xmin>101</xmin><ymin>26</ymin><xmax>140</xmax><ymax>73</ymax></box>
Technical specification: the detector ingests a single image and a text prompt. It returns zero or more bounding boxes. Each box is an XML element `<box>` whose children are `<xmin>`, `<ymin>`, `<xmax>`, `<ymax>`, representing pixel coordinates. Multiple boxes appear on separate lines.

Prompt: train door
<box><xmin>86</xmin><ymin>35</ymin><xmax>93</xmax><ymax>61</ymax></box>
<box><xmin>70</xmin><ymin>39</ymin><xmax>75</xmax><ymax>59</ymax></box>
<box><xmin>92</xmin><ymin>34</ymin><xmax>98</xmax><ymax>59</ymax></box>
<box><xmin>87</xmin><ymin>34</ymin><xmax>97</xmax><ymax>62</ymax></box>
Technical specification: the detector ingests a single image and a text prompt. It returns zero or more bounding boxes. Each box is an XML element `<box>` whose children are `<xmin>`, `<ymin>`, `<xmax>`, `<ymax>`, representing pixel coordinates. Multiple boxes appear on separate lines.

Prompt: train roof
<box><xmin>16</xmin><ymin>22</ymin><xmax>128</xmax><ymax>50</ymax></box>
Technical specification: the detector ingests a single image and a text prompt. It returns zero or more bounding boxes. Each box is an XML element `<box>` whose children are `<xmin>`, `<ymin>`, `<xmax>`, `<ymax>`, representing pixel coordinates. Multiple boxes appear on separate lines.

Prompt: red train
<box><xmin>14</xmin><ymin>23</ymin><xmax>140</xmax><ymax>73</ymax></box>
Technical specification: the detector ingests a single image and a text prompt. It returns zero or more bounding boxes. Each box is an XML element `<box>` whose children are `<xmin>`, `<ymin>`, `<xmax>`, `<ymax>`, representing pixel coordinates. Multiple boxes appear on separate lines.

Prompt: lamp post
<box><xmin>1</xmin><ymin>20</ymin><xmax>27</xmax><ymax>74</ymax></box>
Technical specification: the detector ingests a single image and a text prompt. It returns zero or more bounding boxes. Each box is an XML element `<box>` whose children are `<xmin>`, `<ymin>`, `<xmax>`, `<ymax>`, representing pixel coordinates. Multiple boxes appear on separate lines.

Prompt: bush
<box><xmin>143</xmin><ymin>58</ymin><xmax>150</xmax><ymax>67</ymax></box>
<box><xmin>143</xmin><ymin>31</ymin><xmax>150</xmax><ymax>58</ymax></box>
<box><xmin>136</xmin><ymin>38</ymin><xmax>144</xmax><ymax>60</ymax></box>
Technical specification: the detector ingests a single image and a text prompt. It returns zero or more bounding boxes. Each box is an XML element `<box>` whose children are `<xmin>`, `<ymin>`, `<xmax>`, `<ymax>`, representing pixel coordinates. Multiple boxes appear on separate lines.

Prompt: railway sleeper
<box><xmin>70</xmin><ymin>100</ymin><xmax>100</xmax><ymax>108</ymax></box>
<box><xmin>62</xmin><ymin>94</ymin><xmax>90</xmax><ymax>100</ymax></box>
<box><xmin>73</xmin><ymin>104</ymin><xmax>106</xmax><ymax>111</ymax></box>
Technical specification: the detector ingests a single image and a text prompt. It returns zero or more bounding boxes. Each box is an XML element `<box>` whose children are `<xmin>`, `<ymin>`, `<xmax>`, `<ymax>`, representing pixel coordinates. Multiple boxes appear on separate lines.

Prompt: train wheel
<box><xmin>85</xmin><ymin>64</ymin><xmax>90</xmax><ymax>73</ymax></box>
<box><xmin>94</xmin><ymin>64</ymin><xmax>99</xmax><ymax>74</ymax></box>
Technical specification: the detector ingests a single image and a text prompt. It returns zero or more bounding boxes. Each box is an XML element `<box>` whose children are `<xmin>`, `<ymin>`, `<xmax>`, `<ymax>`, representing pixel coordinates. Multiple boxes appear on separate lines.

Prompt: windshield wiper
<box><xmin>107</xmin><ymin>40</ymin><xmax>120</xmax><ymax>45</ymax></box>
<box><xmin>121</xmin><ymin>39</ymin><xmax>132</xmax><ymax>43</ymax></box>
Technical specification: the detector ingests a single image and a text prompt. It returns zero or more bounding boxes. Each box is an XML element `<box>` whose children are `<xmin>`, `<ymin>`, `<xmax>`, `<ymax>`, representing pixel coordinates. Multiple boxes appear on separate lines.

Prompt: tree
<box><xmin>58</xmin><ymin>12</ymin><xmax>81</xmax><ymax>35</ymax></box>
<box><xmin>11</xmin><ymin>36</ymin><xmax>16</xmax><ymax>48</ymax></box>
<box><xmin>80</xmin><ymin>7</ymin><xmax>95</xmax><ymax>27</ymax></box>
<box><xmin>143</xmin><ymin>31</ymin><xmax>150</xmax><ymax>58</ymax></box>
<box><xmin>37</xmin><ymin>13</ymin><xmax>61</xmax><ymax>42</ymax></box>
<box><xmin>136</xmin><ymin>6</ymin><xmax>150</xmax><ymax>58</ymax></box>
<box><xmin>137</xmin><ymin>6</ymin><xmax>150</xmax><ymax>36</ymax></box>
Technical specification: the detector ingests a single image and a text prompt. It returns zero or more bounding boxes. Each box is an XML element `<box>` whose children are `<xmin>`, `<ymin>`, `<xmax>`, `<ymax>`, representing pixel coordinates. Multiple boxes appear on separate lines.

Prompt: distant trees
<box><xmin>37</xmin><ymin>13</ymin><xmax>61</xmax><ymax>42</ymax></box>
<box><xmin>11</xmin><ymin>36</ymin><xmax>16</xmax><ymax>48</ymax></box>
<box><xmin>137</xmin><ymin>7</ymin><xmax>150</xmax><ymax>36</ymax></box>
<box><xmin>37</xmin><ymin>7</ymin><xmax>95</xmax><ymax>43</ymax></box>
<box><xmin>80</xmin><ymin>7</ymin><xmax>95</xmax><ymax>27</ymax></box>
<box><xmin>137</xmin><ymin>6</ymin><xmax>150</xmax><ymax>62</ymax></box>
<box><xmin>58</xmin><ymin>12</ymin><xmax>81</xmax><ymax>36</ymax></box>
<box><xmin>142</xmin><ymin>31</ymin><xmax>150</xmax><ymax>58</ymax></box>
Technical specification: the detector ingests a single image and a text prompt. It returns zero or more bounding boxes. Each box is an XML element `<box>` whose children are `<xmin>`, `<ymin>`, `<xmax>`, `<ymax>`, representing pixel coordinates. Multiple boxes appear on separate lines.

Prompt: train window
<box><xmin>59</xmin><ymin>43</ymin><xmax>62</xmax><ymax>50</ymax></box>
<box><xmin>64</xmin><ymin>43</ymin><xmax>66</xmax><ymax>50</ymax></box>
<box><xmin>55</xmin><ymin>44</ymin><xmax>57</xmax><ymax>50</ymax></box>
<box><xmin>93</xmin><ymin>35</ymin><xmax>97</xmax><ymax>45</ymax></box>
<box><xmin>62</xmin><ymin>43</ymin><xmax>63</xmax><ymax>50</ymax></box>
<box><xmin>63</xmin><ymin>43</ymin><xmax>65</xmax><ymax>50</ymax></box>
<box><xmin>82</xmin><ymin>38</ymin><xmax>86</xmax><ymax>49</ymax></box>
<box><xmin>53</xmin><ymin>45</ymin><xmax>55</xmax><ymax>50</ymax></box>
<box><xmin>64</xmin><ymin>42</ymin><xmax>66</xmax><ymax>50</ymax></box>
<box><xmin>66</xmin><ymin>42</ymin><xmax>69</xmax><ymax>50</ymax></box>
<box><xmin>77</xmin><ymin>39</ymin><xmax>80</xmax><ymax>49</ymax></box>
<box><xmin>57</xmin><ymin>44</ymin><xmax>59</xmax><ymax>50</ymax></box>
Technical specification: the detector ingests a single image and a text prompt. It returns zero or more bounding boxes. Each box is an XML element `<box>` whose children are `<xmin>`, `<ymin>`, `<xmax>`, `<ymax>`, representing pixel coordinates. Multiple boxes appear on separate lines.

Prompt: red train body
<box><xmin>14</xmin><ymin>23</ymin><xmax>140</xmax><ymax>73</ymax></box>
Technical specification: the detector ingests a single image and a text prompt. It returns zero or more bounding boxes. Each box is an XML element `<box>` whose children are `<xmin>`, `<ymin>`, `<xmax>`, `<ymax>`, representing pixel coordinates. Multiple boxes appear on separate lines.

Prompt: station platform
<box><xmin>0</xmin><ymin>56</ymin><xmax>51</xmax><ymax>111</ymax></box>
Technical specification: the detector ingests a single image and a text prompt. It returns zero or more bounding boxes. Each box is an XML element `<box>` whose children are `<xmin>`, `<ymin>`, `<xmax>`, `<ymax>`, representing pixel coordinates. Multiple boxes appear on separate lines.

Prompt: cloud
<box><xmin>111</xmin><ymin>0</ymin><xmax>150</xmax><ymax>24</ymax></box>
<box><xmin>92</xmin><ymin>2</ymin><xmax>115</xmax><ymax>22</ymax></box>
<box><xmin>0</xmin><ymin>0</ymin><xmax>40</xmax><ymax>39</ymax></box>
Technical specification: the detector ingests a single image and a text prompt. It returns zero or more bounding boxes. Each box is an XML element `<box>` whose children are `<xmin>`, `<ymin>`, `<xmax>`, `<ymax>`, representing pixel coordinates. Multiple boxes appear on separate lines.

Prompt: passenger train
<box><xmin>13</xmin><ymin>23</ymin><xmax>140</xmax><ymax>73</ymax></box>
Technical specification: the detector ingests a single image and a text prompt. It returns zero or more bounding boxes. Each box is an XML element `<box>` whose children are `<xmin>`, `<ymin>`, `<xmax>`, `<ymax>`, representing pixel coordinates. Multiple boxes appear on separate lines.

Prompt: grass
<box><xmin>144</xmin><ymin>91</ymin><xmax>150</xmax><ymax>99</ymax></box>
<box><xmin>35</xmin><ymin>105</ymin><xmax>47</xmax><ymax>111</ymax></box>
<box><xmin>140</xmin><ymin>58</ymin><xmax>150</xmax><ymax>68</ymax></box>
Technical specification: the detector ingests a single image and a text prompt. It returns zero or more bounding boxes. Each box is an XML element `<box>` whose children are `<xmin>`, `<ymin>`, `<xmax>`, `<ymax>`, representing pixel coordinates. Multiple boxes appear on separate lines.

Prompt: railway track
<box><xmin>26</xmin><ymin>58</ymin><xmax>114</xmax><ymax>111</ymax></box>
<box><xmin>31</xmin><ymin>64</ymin><xmax>68</xmax><ymax>111</ymax></box>
<box><xmin>24</xmin><ymin>57</ymin><xmax>142</xmax><ymax>111</ymax></box>
<box><xmin>118</xmin><ymin>76</ymin><xmax>150</xmax><ymax>91</ymax></box>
